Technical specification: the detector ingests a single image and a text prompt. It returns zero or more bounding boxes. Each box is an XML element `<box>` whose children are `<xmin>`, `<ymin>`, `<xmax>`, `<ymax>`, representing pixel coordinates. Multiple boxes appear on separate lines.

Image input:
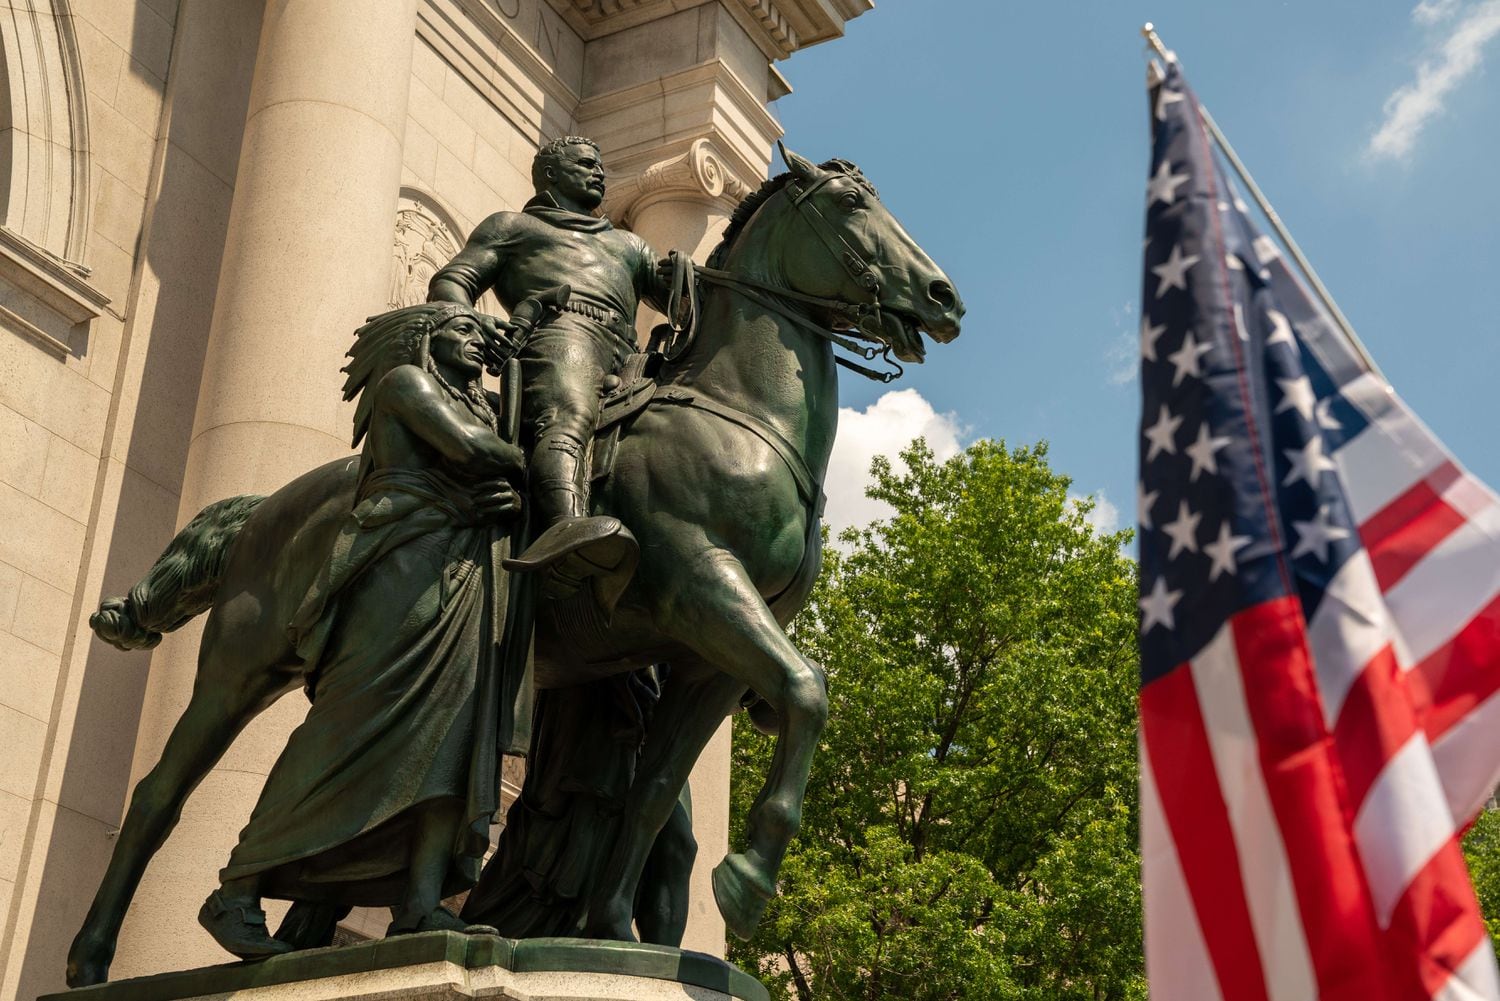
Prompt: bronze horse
<box><xmin>66</xmin><ymin>145</ymin><xmax>962</xmax><ymax>985</ymax></box>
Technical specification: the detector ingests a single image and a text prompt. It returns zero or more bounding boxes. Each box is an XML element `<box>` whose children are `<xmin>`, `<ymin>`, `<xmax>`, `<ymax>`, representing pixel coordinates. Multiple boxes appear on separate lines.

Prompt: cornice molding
<box><xmin>546</xmin><ymin>0</ymin><xmax>870</xmax><ymax>58</ymax></box>
<box><xmin>576</xmin><ymin>59</ymin><xmax>781</xmax><ymax>174</ymax></box>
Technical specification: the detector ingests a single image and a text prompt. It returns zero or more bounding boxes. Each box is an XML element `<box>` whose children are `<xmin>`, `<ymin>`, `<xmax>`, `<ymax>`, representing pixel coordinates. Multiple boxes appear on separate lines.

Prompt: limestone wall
<box><xmin>0</xmin><ymin>3</ymin><xmax>263</xmax><ymax>999</ymax></box>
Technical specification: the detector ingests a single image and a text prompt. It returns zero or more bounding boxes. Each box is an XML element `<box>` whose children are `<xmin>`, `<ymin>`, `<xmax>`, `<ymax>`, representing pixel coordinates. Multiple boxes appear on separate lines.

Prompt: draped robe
<box><xmin>218</xmin><ymin>465</ymin><xmax>531</xmax><ymax>906</ymax></box>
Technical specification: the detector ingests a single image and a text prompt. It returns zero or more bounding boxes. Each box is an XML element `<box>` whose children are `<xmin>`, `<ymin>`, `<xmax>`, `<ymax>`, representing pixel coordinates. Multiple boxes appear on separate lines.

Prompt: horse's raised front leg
<box><xmin>66</xmin><ymin>640</ymin><xmax>295</xmax><ymax>987</ymax></box>
<box><xmin>583</xmin><ymin>667</ymin><xmax>745</xmax><ymax>941</ymax></box>
<box><xmin>622</xmin><ymin>547</ymin><xmax>829</xmax><ymax>940</ymax></box>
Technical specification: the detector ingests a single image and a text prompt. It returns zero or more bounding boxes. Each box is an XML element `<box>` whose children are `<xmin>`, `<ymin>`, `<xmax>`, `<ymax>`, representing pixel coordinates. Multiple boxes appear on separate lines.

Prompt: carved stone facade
<box><xmin>390</xmin><ymin>195</ymin><xmax>463</xmax><ymax>310</ymax></box>
<box><xmin>0</xmin><ymin>1</ymin><xmax>870</xmax><ymax>996</ymax></box>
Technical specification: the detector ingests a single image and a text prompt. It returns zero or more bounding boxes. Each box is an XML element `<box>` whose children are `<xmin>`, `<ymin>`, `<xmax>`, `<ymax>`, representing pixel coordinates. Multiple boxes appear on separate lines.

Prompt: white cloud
<box><xmin>1105</xmin><ymin>330</ymin><xmax>1137</xmax><ymax>387</ymax></box>
<box><xmin>1105</xmin><ymin>300</ymin><xmax>1138</xmax><ymax>387</ymax></box>
<box><xmin>824</xmin><ymin>389</ymin><xmax>964</xmax><ymax>535</ymax></box>
<box><xmin>1414</xmin><ymin>0</ymin><xmax>1461</xmax><ymax>24</ymax></box>
<box><xmin>1368</xmin><ymin>0</ymin><xmax>1500</xmax><ymax>161</ymax></box>
<box><xmin>1070</xmin><ymin>490</ymin><xmax>1121</xmax><ymax>535</ymax></box>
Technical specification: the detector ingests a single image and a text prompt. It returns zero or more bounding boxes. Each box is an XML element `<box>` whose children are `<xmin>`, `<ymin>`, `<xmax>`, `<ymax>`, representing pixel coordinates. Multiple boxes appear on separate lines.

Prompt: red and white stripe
<box><xmin>1143</xmin><ymin>379</ymin><xmax>1500</xmax><ymax>1001</ymax></box>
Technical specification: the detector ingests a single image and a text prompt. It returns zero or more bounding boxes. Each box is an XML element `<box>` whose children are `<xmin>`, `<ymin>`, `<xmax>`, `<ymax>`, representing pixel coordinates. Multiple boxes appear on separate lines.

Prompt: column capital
<box><xmin>605</xmin><ymin>137</ymin><xmax>753</xmax><ymax>228</ymax></box>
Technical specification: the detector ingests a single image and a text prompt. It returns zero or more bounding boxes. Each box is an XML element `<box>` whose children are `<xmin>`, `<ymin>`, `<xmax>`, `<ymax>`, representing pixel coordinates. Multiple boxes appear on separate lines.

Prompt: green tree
<box><xmin>1464</xmin><ymin>808</ymin><xmax>1500</xmax><ymax>950</ymax></box>
<box><xmin>730</xmin><ymin>439</ymin><xmax>1144</xmax><ymax>1001</ymax></box>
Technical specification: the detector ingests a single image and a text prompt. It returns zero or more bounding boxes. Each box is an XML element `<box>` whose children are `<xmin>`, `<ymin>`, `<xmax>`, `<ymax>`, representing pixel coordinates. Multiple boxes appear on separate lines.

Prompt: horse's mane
<box><xmin>706</xmin><ymin>172</ymin><xmax>793</xmax><ymax>270</ymax></box>
<box><xmin>705</xmin><ymin>158</ymin><xmax>876</xmax><ymax>271</ymax></box>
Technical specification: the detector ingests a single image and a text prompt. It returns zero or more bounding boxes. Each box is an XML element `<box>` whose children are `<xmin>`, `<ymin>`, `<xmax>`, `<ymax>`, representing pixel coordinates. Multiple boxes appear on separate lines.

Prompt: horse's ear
<box><xmin>778</xmin><ymin>141</ymin><xmax>825</xmax><ymax>185</ymax></box>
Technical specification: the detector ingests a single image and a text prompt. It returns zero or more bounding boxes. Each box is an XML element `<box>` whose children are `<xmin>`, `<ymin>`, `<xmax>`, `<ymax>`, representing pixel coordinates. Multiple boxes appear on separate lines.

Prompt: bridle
<box><xmin>657</xmin><ymin>170</ymin><xmax>909</xmax><ymax>383</ymax></box>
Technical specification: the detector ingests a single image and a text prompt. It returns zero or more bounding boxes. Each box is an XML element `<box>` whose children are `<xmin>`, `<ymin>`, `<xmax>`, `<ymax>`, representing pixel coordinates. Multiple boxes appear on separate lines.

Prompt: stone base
<box><xmin>41</xmin><ymin>932</ymin><xmax>767</xmax><ymax>1001</ymax></box>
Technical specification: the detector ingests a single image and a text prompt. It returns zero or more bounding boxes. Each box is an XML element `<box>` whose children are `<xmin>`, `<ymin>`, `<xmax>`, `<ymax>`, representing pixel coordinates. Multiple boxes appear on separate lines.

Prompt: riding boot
<box><xmin>505</xmin><ymin>445</ymin><xmax>638</xmax><ymax>610</ymax></box>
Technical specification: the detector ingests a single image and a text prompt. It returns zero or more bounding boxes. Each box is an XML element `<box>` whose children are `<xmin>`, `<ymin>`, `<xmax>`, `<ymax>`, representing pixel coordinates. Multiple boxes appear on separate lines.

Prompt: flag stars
<box><xmin>1140</xmin><ymin>576</ymin><xmax>1183</xmax><ymax>633</ymax></box>
<box><xmin>1139</xmin><ymin>482</ymin><xmax>1160</xmax><ymax>531</ymax></box>
<box><xmin>1185</xmin><ymin>422</ymin><xmax>1233</xmax><ymax>481</ymax></box>
<box><xmin>1143</xmin><ymin>404</ymin><xmax>1184</xmax><ymax>461</ymax></box>
<box><xmin>1291</xmin><ymin>504</ymin><xmax>1352</xmax><ymax>563</ymax></box>
<box><xmin>1141</xmin><ymin>317</ymin><xmax>1167</xmax><ymax>362</ymax></box>
<box><xmin>1153</xmin><ymin>244</ymin><xmax>1201</xmax><ymax>298</ymax></box>
<box><xmin>1282</xmin><ymin>435</ymin><xmax>1337</xmax><ymax>488</ymax></box>
<box><xmin>1167</xmin><ymin>332</ymin><xmax>1213</xmax><ymax>386</ymax></box>
<box><xmin>1315</xmin><ymin>397</ymin><xmax>1342</xmax><ymax>431</ymax></box>
<box><xmin>1148</xmin><ymin>159</ymin><xmax>1191</xmax><ymax>207</ymax></box>
<box><xmin>1252</xmin><ymin>234</ymin><xmax>1281</xmax><ymax>267</ymax></box>
<box><xmin>1275</xmin><ymin>375</ymin><xmax>1318</xmax><ymax>422</ymax></box>
<box><xmin>1161</xmin><ymin>500</ymin><xmax>1203</xmax><ymax>559</ymax></box>
<box><xmin>1265</xmin><ymin>309</ymin><xmax>1294</xmax><ymax>346</ymax></box>
<box><xmin>1155</xmin><ymin>87</ymin><xmax>1186</xmax><ymax>122</ymax></box>
<box><xmin>1204</xmin><ymin>521</ymin><xmax>1253</xmax><ymax>581</ymax></box>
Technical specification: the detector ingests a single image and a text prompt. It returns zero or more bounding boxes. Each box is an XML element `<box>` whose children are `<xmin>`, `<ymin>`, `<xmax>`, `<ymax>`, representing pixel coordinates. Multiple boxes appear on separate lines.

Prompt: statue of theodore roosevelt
<box><xmin>428</xmin><ymin>135</ymin><xmax>671</xmax><ymax>577</ymax></box>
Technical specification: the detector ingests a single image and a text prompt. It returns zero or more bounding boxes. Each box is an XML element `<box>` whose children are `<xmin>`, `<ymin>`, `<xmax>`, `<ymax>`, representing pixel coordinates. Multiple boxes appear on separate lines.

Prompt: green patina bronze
<box><xmin>63</xmin><ymin>139</ymin><xmax>962</xmax><ymax>989</ymax></box>
<box><xmin>45</xmin><ymin>931</ymin><xmax>769</xmax><ymax>1001</ymax></box>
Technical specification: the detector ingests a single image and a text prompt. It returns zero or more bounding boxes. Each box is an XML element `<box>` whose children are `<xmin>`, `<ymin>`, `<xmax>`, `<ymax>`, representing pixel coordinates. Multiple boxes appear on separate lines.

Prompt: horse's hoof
<box><xmin>65</xmin><ymin>939</ymin><xmax>112</xmax><ymax>989</ymax></box>
<box><xmin>66</xmin><ymin>959</ymin><xmax>109</xmax><ymax>989</ymax></box>
<box><xmin>581</xmin><ymin>901</ymin><xmax>638</xmax><ymax>942</ymax></box>
<box><xmin>711</xmin><ymin>853</ymin><xmax>775</xmax><ymax>941</ymax></box>
<box><xmin>198</xmin><ymin>890</ymin><xmax>294</xmax><ymax>960</ymax></box>
<box><xmin>583</xmin><ymin>922</ymin><xmax>638</xmax><ymax>942</ymax></box>
<box><xmin>387</xmin><ymin>905</ymin><xmax>468</xmax><ymax>936</ymax></box>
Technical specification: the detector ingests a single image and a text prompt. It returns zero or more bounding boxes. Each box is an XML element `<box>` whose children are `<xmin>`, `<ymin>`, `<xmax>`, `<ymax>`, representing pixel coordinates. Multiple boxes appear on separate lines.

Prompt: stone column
<box><xmin>606</xmin><ymin>139</ymin><xmax>750</xmax><ymax>956</ymax></box>
<box><xmin>111</xmin><ymin>0</ymin><xmax>419</xmax><ymax>978</ymax></box>
<box><xmin>610</xmin><ymin>138</ymin><xmax>750</xmax><ymax>339</ymax></box>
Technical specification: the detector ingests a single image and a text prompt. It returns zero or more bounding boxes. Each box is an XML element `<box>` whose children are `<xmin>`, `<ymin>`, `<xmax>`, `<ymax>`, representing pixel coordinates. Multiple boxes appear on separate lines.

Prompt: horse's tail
<box><xmin>91</xmin><ymin>494</ymin><xmax>267</xmax><ymax>651</ymax></box>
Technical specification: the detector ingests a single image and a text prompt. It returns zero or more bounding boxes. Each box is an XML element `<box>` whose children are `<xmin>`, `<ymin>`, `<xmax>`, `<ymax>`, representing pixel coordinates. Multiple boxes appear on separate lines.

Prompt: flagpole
<box><xmin>1140</xmin><ymin>23</ymin><xmax>1386</xmax><ymax>381</ymax></box>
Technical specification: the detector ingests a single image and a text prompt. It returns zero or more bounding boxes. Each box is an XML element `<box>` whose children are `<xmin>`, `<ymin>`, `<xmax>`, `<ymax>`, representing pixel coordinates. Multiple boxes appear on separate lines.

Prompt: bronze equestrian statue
<box><xmin>64</xmin><ymin>141</ymin><xmax>962</xmax><ymax>987</ymax></box>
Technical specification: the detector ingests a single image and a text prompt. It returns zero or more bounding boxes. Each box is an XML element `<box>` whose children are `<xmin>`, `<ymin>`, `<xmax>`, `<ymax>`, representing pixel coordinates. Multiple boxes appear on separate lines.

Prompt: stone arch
<box><xmin>0</xmin><ymin>0</ymin><xmax>91</xmax><ymax>260</ymax></box>
<box><xmin>390</xmin><ymin>187</ymin><xmax>499</xmax><ymax>314</ymax></box>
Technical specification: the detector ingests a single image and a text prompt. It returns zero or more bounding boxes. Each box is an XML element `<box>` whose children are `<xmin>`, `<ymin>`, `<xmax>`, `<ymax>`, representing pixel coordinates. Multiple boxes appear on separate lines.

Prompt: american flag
<box><xmin>1137</xmin><ymin>61</ymin><xmax>1500</xmax><ymax>1001</ymax></box>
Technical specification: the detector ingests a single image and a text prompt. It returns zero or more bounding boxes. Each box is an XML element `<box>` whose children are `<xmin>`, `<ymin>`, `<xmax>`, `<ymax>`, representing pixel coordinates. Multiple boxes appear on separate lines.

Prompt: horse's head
<box><xmin>766</xmin><ymin>143</ymin><xmax>963</xmax><ymax>363</ymax></box>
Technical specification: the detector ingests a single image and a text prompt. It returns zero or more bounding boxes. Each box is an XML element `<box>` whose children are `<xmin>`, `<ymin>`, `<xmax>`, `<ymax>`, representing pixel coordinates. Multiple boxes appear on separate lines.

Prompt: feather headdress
<box><xmin>341</xmin><ymin>302</ymin><xmax>477</xmax><ymax>448</ymax></box>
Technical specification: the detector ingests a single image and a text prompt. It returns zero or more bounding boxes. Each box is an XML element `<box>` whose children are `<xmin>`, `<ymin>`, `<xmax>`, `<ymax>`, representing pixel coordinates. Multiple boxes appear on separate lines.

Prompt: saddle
<box><xmin>590</xmin><ymin>353</ymin><xmax>822</xmax><ymax>517</ymax></box>
<box><xmin>590</xmin><ymin>350</ymin><xmax>661</xmax><ymax>485</ymax></box>
<box><xmin>591</xmin><ymin>251</ymin><xmax>821</xmax><ymax>509</ymax></box>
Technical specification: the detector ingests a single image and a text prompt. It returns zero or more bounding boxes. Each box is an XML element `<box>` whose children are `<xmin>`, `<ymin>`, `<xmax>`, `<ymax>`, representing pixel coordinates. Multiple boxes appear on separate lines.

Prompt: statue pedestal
<box><xmin>42</xmin><ymin>932</ymin><xmax>766</xmax><ymax>1001</ymax></box>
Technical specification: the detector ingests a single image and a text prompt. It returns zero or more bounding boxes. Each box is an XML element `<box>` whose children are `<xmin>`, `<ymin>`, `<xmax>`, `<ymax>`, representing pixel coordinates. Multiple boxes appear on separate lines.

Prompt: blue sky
<box><xmin>772</xmin><ymin>0</ymin><xmax>1500</xmax><ymax>534</ymax></box>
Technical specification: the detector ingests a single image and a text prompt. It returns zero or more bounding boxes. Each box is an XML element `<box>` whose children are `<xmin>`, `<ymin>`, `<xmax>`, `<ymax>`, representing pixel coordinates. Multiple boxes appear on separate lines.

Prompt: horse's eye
<box><xmin>839</xmin><ymin>191</ymin><xmax>860</xmax><ymax>211</ymax></box>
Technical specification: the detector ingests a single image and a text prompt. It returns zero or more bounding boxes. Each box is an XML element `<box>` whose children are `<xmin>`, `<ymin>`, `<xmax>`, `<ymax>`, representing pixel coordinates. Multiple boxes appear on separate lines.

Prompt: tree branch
<box><xmin>784</xmin><ymin>945</ymin><xmax>814</xmax><ymax>1001</ymax></box>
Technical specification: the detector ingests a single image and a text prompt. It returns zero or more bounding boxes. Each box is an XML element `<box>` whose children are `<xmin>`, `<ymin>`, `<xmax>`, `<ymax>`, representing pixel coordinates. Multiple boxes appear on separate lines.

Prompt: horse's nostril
<box><xmin>928</xmin><ymin>280</ymin><xmax>956</xmax><ymax>310</ymax></box>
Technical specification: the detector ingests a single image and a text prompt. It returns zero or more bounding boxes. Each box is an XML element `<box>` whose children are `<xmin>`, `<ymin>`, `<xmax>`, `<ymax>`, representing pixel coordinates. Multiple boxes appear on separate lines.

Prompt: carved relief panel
<box><xmin>390</xmin><ymin>191</ymin><xmax>500</xmax><ymax>315</ymax></box>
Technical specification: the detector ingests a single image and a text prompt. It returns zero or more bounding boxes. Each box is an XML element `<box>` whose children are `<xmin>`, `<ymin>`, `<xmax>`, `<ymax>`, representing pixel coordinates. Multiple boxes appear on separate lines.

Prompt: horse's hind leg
<box><xmin>66</xmin><ymin>629</ymin><xmax>296</xmax><ymax>987</ymax></box>
<box><xmin>664</xmin><ymin>552</ymin><xmax>827</xmax><ymax>941</ymax></box>
<box><xmin>592</xmin><ymin>549</ymin><xmax>828</xmax><ymax>941</ymax></box>
<box><xmin>583</xmin><ymin>669</ymin><xmax>745</xmax><ymax>942</ymax></box>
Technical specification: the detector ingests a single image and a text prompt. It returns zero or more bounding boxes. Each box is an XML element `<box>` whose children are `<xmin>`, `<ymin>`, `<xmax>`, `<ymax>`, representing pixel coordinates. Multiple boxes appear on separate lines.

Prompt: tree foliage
<box><xmin>730</xmin><ymin>439</ymin><xmax>1144</xmax><ymax>1000</ymax></box>
<box><xmin>1463</xmin><ymin>807</ymin><xmax>1500</xmax><ymax>951</ymax></box>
